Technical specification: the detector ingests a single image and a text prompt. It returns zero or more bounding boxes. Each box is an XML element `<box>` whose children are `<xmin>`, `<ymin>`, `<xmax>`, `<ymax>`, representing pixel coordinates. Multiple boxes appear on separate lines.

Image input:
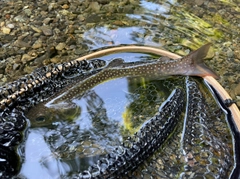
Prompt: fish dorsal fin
<box><xmin>106</xmin><ymin>58</ymin><xmax>125</xmax><ymax>68</ymax></box>
<box><xmin>159</xmin><ymin>56</ymin><xmax>173</xmax><ymax>63</ymax></box>
<box><xmin>185</xmin><ymin>43</ymin><xmax>219</xmax><ymax>79</ymax></box>
<box><xmin>191</xmin><ymin>43</ymin><xmax>211</xmax><ymax>64</ymax></box>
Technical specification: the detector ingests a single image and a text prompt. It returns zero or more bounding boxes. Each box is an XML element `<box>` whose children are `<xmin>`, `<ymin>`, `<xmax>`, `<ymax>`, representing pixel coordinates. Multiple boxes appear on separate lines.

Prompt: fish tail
<box><xmin>186</xmin><ymin>43</ymin><xmax>220</xmax><ymax>79</ymax></box>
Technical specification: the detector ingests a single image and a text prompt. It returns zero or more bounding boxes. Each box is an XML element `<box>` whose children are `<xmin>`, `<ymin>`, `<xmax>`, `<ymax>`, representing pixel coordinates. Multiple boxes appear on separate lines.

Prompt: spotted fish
<box><xmin>26</xmin><ymin>43</ymin><xmax>218</xmax><ymax>123</ymax></box>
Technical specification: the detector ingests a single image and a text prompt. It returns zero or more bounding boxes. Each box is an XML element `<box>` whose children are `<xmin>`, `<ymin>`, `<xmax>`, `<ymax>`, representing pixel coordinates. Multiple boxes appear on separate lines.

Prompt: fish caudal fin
<box><xmin>187</xmin><ymin>43</ymin><xmax>220</xmax><ymax>79</ymax></box>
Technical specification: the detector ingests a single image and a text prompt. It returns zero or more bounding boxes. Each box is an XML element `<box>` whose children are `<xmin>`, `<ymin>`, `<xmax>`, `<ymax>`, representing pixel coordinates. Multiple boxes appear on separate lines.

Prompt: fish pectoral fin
<box><xmin>186</xmin><ymin>43</ymin><xmax>220</xmax><ymax>79</ymax></box>
<box><xmin>106</xmin><ymin>58</ymin><xmax>125</xmax><ymax>68</ymax></box>
<box><xmin>159</xmin><ymin>56</ymin><xmax>172</xmax><ymax>62</ymax></box>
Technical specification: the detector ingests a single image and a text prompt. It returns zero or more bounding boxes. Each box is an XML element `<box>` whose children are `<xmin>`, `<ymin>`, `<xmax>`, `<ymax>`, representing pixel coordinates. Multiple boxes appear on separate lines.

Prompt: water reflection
<box><xmin>21</xmin><ymin>76</ymin><xmax>177</xmax><ymax>178</ymax></box>
<box><xmin>140</xmin><ymin>0</ymin><xmax>172</xmax><ymax>16</ymax></box>
<box><xmin>1</xmin><ymin>0</ymin><xmax>237</xmax><ymax>178</ymax></box>
<box><xmin>83</xmin><ymin>27</ymin><xmax>147</xmax><ymax>48</ymax></box>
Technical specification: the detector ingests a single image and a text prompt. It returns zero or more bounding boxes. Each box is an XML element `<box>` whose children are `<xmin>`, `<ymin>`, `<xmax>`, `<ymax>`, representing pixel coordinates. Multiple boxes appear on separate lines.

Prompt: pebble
<box><xmin>227</xmin><ymin>49</ymin><xmax>234</xmax><ymax>58</ymax></box>
<box><xmin>32</xmin><ymin>39</ymin><xmax>42</xmax><ymax>49</ymax></box>
<box><xmin>24</xmin><ymin>9</ymin><xmax>32</xmax><ymax>16</ymax></box>
<box><xmin>56</xmin><ymin>43</ymin><xmax>66</xmax><ymax>51</ymax></box>
<box><xmin>2</xmin><ymin>26</ymin><xmax>11</xmax><ymax>34</ymax></box>
<box><xmin>195</xmin><ymin>0</ymin><xmax>204</xmax><ymax>6</ymax></box>
<box><xmin>88</xmin><ymin>2</ymin><xmax>101</xmax><ymax>12</ymax></box>
<box><xmin>59</xmin><ymin>9</ymin><xmax>70</xmax><ymax>16</ymax></box>
<box><xmin>21</xmin><ymin>54</ymin><xmax>34</xmax><ymax>63</ymax></box>
<box><xmin>48</xmin><ymin>3</ymin><xmax>57</xmax><ymax>11</ymax></box>
<box><xmin>78</xmin><ymin>15</ymin><xmax>85</xmax><ymax>21</ymax></box>
<box><xmin>62</xmin><ymin>4</ymin><xmax>69</xmax><ymax>9</ymax></box>
<box><xmin>14</xmin><ymin>39</ymin><xmax>31</xmax><ymax>48</ymax></box>
<box><xmin>41</xmin><ymin>26</ymin><xmax>53</xmax><ymax>36</ymax></box>
<box><xmin>234</xmin><ymin>83</ymin><xmax>240</xmax><ymax>97</ymax></box>
<box><xmin>13</xmin><ymin>15</ymin><xmax>26</xmax><ymax>22</ymax></box>
<box><xmin>23</xmin><ymin>66</ymin><xmax>36</xmax><ymax>74</ymax></box>
<box><xmin>12</xmin><ymin>63</ymin><xmax>20</xmax><ymax>70</ymax></box>
<box><xmin>50</xmin><ymin>57</ymin><xmax>61</xmax><ymax>63</ymax></box>
<box><xmin>43</xmin><ymin>18</ymin><xmax>52</xmax><ymax>25</ymax></box>
<box><xmin>6</xmin><ymin>24</ymin><xmax>14</xmax><ymax>29</ymax></box>
<box><xmin>1</xmin><ymin>76</ymin><xmax>7</xmax><ymax>83</ymax></box>
<box><xmin>31</xmin><ymin>26</ymin><xmax>42</xmax><ymax>33</ymax></box>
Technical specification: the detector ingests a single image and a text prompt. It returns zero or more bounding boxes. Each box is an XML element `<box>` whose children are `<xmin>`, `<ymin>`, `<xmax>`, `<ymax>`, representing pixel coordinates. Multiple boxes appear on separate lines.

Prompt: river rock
<box><xmin>31</xmin><ymin>26</ymin><xmax>42</xmax><ymax>33</ymax></box>
<box><xmin>88</xmin><ymin>2</ymin><xmax>101</xmax><ymax>12</ymax></box>
<box><xmin>2</xmin><ymin>27</ymin><xmax>11</xmax><ymax>34</ymax></box>
<box><xmin>41</xmin><ymin>26</ymin><xmax>53</xmax><ymax>36</ymax></box>
<box><xmin>6</xmin><ymin>24</ymin><xmax>15</xmax><ymax>29</ymax></box>
<box><xmin>14</xmin><ymin>39</ymin><xmax>31</xmax><ymax>48</ymax></box>
<box><xmin>21</xmin><ymin>54</ymin><xmax>34</xmax><ymax>63</ymax></box>
<box><xmin>12</xmin><ymin>63</ymin><xmax>20</xmax><ymax>70</ymax></box>
<box><xmin>234</xmin><ymin>83</ymin><xmax>240</xmax><ymax>97</ymax></box>
<box><xmin>32</xmin><ymin>39</ymin><xmax>42</xmax><ymax>49</ymax></box>
<box><xmin>56</xmin><ymin>42</ymin><xmax>66</xmax><ymax>51</ymax></box>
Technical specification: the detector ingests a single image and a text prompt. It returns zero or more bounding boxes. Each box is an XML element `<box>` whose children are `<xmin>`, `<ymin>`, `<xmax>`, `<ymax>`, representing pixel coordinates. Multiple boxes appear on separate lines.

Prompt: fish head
<box><xmin>26</xmin><ymin>105</ymin><xmax>81</xmax><ymax>128</ymax></box>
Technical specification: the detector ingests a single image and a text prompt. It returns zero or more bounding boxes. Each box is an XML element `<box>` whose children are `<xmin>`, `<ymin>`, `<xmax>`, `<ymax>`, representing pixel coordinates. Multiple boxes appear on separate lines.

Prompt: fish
<box><xmin>0</xmin><ymin>43</ymin><xmax>228</xmax><ymax>179</ymax></box>
<box><xmin>26</xmin><ymin>43</ymin><xmax>218</xmax><ymax>124</ymax></box>
<box><xmin>48</xmin><ymin>44</ymin><xmax>219</xmax><ymax>101</ymax></box>
<box><xmin>0</xmin><ymin>58</ymin><xmax>107</xmax><ymax>112</ymax></box>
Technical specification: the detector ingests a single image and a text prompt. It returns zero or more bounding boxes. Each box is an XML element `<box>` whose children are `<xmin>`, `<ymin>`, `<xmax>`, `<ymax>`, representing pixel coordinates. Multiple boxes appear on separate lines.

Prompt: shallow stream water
<box><xmin>0</xmin><ymin>0</ymin><xmax>240</xmax><ymax>178</ymax></box>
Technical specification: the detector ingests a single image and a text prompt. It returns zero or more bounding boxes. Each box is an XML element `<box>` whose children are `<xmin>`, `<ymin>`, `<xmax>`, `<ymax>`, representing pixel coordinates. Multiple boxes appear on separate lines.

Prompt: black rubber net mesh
<box><xmin>0</xmin><ymin>59</ymin><xmax>107</xmax><ymax>178</ymax></box>
<box><xmin>0</xmin><ymin>58</ymin><xmax>234</xmax><ymax>178</ymax></box>
<box><xmin>32</xmin><ymin>77</ymin><xmax>181</xmax><ymax>176</ymax></box>
<box><xmin>24</xmin><ymin>77</ymin><xmax>234</xmax><ymax>179</ymax></box>
<box><xmin>129</xmin><ymin>78</ymin><xmax>234</xmax><ymax>179</ymax></box>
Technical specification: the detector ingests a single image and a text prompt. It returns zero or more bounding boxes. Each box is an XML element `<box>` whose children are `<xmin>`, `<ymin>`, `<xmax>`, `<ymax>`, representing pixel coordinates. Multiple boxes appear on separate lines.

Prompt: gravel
<box><xmin>0</xmin><ymin>0</ymin><xmax>239</xmax><ymax>104</ymax></box>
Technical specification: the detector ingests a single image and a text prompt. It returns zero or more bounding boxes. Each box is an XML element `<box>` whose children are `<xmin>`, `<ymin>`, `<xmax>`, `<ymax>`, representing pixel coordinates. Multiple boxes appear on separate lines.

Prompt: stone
<box><xmin>50</xmin><ymin>57</ymin><xmax>61</xmax><ymax>63</ymax></box>
<box><xmin>12</xmin><ymin>63</ymin><xmax>20</xmax><ymax>70</ymax></box>
<box><xmin>48</xmin><ymin>3</ymin><xmax>57</xmax><ymax>11</ymax></box>
<box><xmin>41</xmin><ymin>26</ymin><xmax>53</xmax><ymax>36</ymax></box>
<box><xmin>13</xmin><ymin>15</ymin><xmax>26</xmax><ymax>22</ymax></box>
<box><xmin>14</xmin><ymin>39</ymin><xmax>31</xmax><ymax>48</ymax></box>
<box><xmin>24</xmin><ymin>9</ymin><xmax>32</xmax><ymax>16</ymax></box>
<box><xmin>56</xmin><ymin>42</ymin><xmax>66</xmax><ymax>51</ymax></box>
<box><xmin>43</xmin><ymin>18</ymin><xmax>52</xmax><ymax>25</ymax></box>
<box><xmin>59</xmin><ymin>9</ymin><xmax>69</xmax><ymax>16</ymax></box>
<box><xmin>89</xmin><ymin>2</ymin><xmax>101</xmax><ymax>12</ymax></box>
<box><xmin>234</xmin><ymin>83</ymin><xmax>240</xmax><ymax>96</ymax></box>
<box><xmin>31</xmin><ymin>26</ymin><xmax>42</xmax><ymax>33</ymax></box>
<box><xmin>195</xmin><ymin>0</ymin><xmax>204</xmax><ymax>6</ymax></box>
<box><xmin>6</xmin><ymin>24</ymin><xmax>14</xmax><ymax>29</ymax></box>
<box><xmin>62</xmin><ymin>4</ymin><xmax>69</xmax><ymax>9</ymax></box>
<box><xmin>21</xmin><ymin>54</ymin><xmax>34</xmax><ymax>63</ymax></box>
<box><xmin>32</xmin><ymin>39</ymin><xmax>42</xmax><ymax>49</ymax></box>
<box><xmin>2</xmin><ymin>27</ymin><xmax>11</xmax><ymax>34</ymax></box>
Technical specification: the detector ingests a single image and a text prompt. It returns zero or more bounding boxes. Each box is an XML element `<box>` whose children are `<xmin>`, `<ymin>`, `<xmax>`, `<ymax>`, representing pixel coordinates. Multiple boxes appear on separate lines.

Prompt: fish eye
<box><xmin>35</xmin><ymin>116</ymin><xmax>46</xmax><ymax>123</ymax></box>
